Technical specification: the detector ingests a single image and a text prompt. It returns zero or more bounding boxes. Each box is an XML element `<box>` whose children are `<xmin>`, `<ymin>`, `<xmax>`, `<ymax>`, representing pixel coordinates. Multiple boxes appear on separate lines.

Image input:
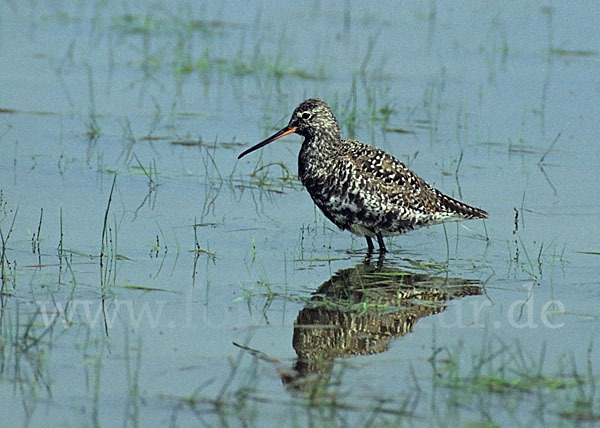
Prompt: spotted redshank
<box><xmin>238</xmin><ymin>98</ymin><xmax>488</xmax><ymax>252</ymax></box>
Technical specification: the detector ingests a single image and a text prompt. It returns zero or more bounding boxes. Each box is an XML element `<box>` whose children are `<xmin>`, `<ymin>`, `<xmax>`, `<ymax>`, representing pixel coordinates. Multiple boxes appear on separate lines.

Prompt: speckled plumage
<box><xmin>239</xmin><ymin>98</ymin><xmax>488</xmax><ymax>252</ymax></box>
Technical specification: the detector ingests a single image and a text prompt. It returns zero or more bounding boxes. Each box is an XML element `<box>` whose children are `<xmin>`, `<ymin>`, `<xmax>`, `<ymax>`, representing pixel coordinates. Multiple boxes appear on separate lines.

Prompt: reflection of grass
<box><xmin>191</xmin><ymin>223</ymin><xmax>217</xmax><ymax>262</ymax></box>
<box><xmin>333</xmin><ymin>74</ymin><xmax>398</xmax><ymax>138</ymax></box>
<box><xmin>0</xmin><ymin>205</ymin><xmax>18</xmax><ymax>294</ymax></box>
<box><xmin>549</xmin><ymin>48</ymin><xmax>597</xmax><ymax>57</ymax></box>
<box><xmin>246</xmin><ymin>162</ymin><xmax>294</xmax><ymax>188</ymax></box>
<box><xmin>235</xmin><ymin>158</ymin><xmax>302</xmax><ymax>193</ymax></box>
<box><xmin>111</xmin><ymin>9</ymin><xmax>324</xmax><ymax>82</ymax></box>
<box><xmin>123</xmin><ymin>334</ymin><xmax>142</xmax><ymax>427</ymax></box>
<box><xmin>165</xmin><ymin>342</ymin><xmax>412</xmax><ymax>425</ymax></box>
<box><xmin>7</xmin><ymin>3</ymin><xmax>598</xmax><ymax>427</ymax></box>
<box><xmin>576</xmin><ymin>251</ymin><xmax>600</xmax><ymax>256</ymax></box>
<box><xmin>432</xmin><ymin>337</ymin><xmax>600</xmax><ymax>424</ymax></box>
<box><xmin>111</xmin><ymin>14</ymin><xmax>231</xmax><ymax>36</ymax></box>
<box><xmin>31</xmin><ymin>208</ymin><xmax>43</xmax><ymax>255</ymax></box>
<box><xmin>0</xmin><ymin>190</ymin><xmax>9</xmax><ymax>222</ymax></box>
<box><xmin>100</xmin><ymin>175</ymin><xmax>119</xmax><ymax>297</ymax></box>
<box><xmin>86</xmin><ymin>111</ymin><xmax>101</xmax><ymax>141</ymax></box>
<box><xmin>507</xmin><ymin>233</ymin><xmax>566</xmax><ymax>285</ymax></box>
<box><xmin>173</xmin><ymin>46</ymin><xmax>324</xmax><ymax>81</ymax></box>
<box><xmin>53</xmin><ymin>6</ymin><xmax>328</xmax><ymax>84</ymax></box>
<box><xmin>132</xmin><ymin>154</ymin><xmax>159</xmax><ymax>189</ymax></box>
<box><xmin>0</xmin><ymin>288</ymin><xmax>71</xmax><ymax>423</ymax></box>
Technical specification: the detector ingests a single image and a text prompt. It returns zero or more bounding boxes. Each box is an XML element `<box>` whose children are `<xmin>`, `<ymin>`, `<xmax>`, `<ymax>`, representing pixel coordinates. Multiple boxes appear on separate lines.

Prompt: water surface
<box><xmin>1</xmin><ymin>1</ymin><xmax>599</xmax><ymax>426</ymax></box>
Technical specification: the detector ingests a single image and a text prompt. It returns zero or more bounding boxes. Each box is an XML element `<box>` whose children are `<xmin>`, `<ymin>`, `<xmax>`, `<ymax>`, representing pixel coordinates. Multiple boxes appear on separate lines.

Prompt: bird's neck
<box><xmin>298</xmin><ymin>134</ymin><xmax>341</xmax><ymax>182</ymax></box>
<box><xmin>301</xmin><ymin>133</ymin><xmax>340</xmax><ymax>157</ymax></box>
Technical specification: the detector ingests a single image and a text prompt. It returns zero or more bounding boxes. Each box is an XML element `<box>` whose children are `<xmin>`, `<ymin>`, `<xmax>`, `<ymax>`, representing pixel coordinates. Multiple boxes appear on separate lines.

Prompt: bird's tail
<box><xmin>436</xmin><ymin>191</ymin><xmax>488</xmax><ymax>220</ymax></box>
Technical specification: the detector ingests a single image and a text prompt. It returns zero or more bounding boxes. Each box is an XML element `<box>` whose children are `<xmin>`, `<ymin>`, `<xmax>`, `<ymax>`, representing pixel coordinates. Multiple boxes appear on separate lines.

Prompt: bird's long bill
<box><xmin>238</xmin><ymin>125</ymin><xmax>297</xmax><ymax>159</ymax></box>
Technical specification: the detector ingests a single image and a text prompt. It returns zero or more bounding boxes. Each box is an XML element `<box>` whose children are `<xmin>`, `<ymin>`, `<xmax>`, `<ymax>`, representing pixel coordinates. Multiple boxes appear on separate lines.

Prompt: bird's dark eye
<box><xmin>301</xmin><ymin>111</ymin><xmax>311</xmax><ymax>120</ymax></box>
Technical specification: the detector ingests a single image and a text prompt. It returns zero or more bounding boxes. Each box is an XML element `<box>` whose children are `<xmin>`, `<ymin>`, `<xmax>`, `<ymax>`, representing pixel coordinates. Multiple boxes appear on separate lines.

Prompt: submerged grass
<box><xmin>2</xmin><ymin>2</ymin><xmax>599</xmax><ymax>427</ymax></box>
<box><xmin>173</xmin><ymin>45</ymin><xmax>324</xmax><ymax>81</ymax></box>
<box><xmin>332</xmin><ymin>72</ymin><xmax>398</xmax><ymax>138</ymax></box>
<box><xmin>109</xmin><ymin>8</ymin><xmax>242</xmax><ymax>37</ymax></box>
<box><xmin>108</xmin><ymin>6</ymin><xmax>326</xmax><ymax>83</ymax></box>
<box><xmin>549</xmin><ymin>48</ymin><xmax>597</xmax><ymax>57</ymax></box>
<box><xmin>431</xmin><ymin>335</ymin><xmax>600</xmax><ymax>423</ymax></box>
<box><xmin>166</xmin><ymin>345</ymin><xmax>416</xmax><ymax>427</ymax></box>
<box><xmin>0</xmin><ymin>206</ymin><xmax>19</xmax><ymax>294</ymax></box>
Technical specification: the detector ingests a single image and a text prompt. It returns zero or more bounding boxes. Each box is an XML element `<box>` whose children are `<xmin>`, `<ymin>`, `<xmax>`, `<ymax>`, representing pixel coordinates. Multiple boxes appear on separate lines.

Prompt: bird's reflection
<box><xmin>282</xmin><ymin>254</ymin><xmax>481</xmax><ymax>396</ymax></box>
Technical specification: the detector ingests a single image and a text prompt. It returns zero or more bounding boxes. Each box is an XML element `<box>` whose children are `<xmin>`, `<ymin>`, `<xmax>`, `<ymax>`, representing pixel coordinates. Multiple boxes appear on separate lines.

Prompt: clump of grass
<box><xmin>99</xmin><ymin>174</ymin><xmax>125</xmax><ymax>338</ymax></box>
<box><xmin>173</xmin><ymin>45</ymin><xmax>324</xmax><ymax>81</ymax></box>
<box><xmin>191</xmin><ymin>220</ymin><xmax>216</xmax><ymax>261</ymax></box>
<box><xmin>106</xmin><ymin>4</ymin><xmax>328</xmax><ymax>97</ymax></box>
<box><xmin>247</xmin><ymin>162</ymin><xmax>295</xmax><ymax>189</ymax></box>
<box><xmin>30</xmin><ymin>208</ymin><xmax>43</xmax><ymax>255</ymax></box>
<box><xmin>0</xmin><ymin>301</ymin><xmax>57</xmax><ymax>424</ymax></box>
<box><xmin>100</xmin><ymin>175</ymin><xmax>117</xmax><ymax>273</ymax></box>
<box><xmin>549</xmin><ymin>48</ymin><xmax>597</xmax><ymax>57</ymax></box>
<box><xmin>86</xmin><ymin>111</ymin><xmax>101</xmax><ymax>141</ymax></box>
<box><xmin>537</xmin><ymin>132</ymin><xmax>561</xmax><ymax>165</ymax></box>
<box><xmin>0</xmin><ymin>190</ymin><xmax>8</xmax><ymax>222</ymax></box>
<box><xmin>123</xmin><ymin>333</ymin><xmax>142</xmax><ymax>426</ymax></box>
<box><xmin>57</xmin><ymin>207</ymin><xmax>64</xmax><ymax>261</ymax></box>
<box><xmin>132</xmin><ymin>154</ymin><xmax>159</xmax><ymax>190</ymax></box>
<box><xmin>166</xmin><ymin>343</ymin><xmax>263</xmax><ymax>423</ymax></box>
<box><xmin>110</xmin><ymin>13</ymin><xmax>230</xmax><ymax>36</ymax></box>
<box><xmin>431</xmin><ymin>336</ymin><xmax>599</xmax><ymax>421</ymax></box>
<box><xmin>0</xmin><ymin>206</ymin><xmax>18</xmax><ymax>294</ymax></box>
<box><xmin>235</xmin><ymin>157</ymin><xmax>301</xmax><ymax>194</ymax></box>
<box><xmin>333</xmin><ymin>74</ymin><xmax>398</xmax><ymax>138</ymax></box>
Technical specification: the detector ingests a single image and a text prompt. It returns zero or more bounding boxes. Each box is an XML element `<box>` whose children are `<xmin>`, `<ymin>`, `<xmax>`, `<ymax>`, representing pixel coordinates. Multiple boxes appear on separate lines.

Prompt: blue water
<box><xmin>0</xmin><ymin>1</ymin><xmax>599</xmax><ymax>426</ymax></box>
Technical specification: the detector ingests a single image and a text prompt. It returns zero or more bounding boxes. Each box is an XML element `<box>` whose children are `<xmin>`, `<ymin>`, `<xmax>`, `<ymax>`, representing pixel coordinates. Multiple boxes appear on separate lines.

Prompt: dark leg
<box><xmin>365</xmin><ymin>236</ymin><xmax>374</xmax><ymax>252</ymax></box>
<box><xmin>376</xmin><ymin>232</ymin><xmax>387</xmax><ymax>253</ymax></box>
<box><xmin>376</xmin><ymin>251</ymin><xmax>385</xmax><ymax>269</ymax></box>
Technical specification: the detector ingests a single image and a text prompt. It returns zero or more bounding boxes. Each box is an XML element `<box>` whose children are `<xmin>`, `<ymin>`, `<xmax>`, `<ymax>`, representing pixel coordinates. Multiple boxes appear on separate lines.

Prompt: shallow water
<box><xmin>1</xmin><ymin>1</ymin><xmax>599</xmax><ymax>427</ymax></box>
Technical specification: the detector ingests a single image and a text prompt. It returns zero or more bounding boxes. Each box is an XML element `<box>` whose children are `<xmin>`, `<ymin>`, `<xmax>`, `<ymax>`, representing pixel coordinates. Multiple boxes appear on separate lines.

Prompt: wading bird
<box><xmin>238</xmin><ymin>98</ymin><xmax>487</xmax><ymax>252</ymax></box>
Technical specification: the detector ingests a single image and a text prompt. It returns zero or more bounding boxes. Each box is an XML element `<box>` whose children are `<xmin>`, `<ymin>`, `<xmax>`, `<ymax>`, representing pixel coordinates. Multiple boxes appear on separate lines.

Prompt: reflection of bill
<box><xmin>282</xmin><ymin>256</ymin><xmax>481</xmax><ymax>395</ymax></box>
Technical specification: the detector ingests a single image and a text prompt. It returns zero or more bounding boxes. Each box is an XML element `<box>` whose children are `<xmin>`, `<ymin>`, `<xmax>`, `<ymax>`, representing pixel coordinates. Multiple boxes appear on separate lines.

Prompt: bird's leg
<box><xmin>376</xmin><ymin>232</ymin><xmax>387</xmax><ymax>253</ymax></box>
<box><xmin>365</xmin><ymin>236</ymin><xmax>375</xmax><ymax>252</ymax></box>
<box><xmin>376</xmin><ymin>251</ymin><xmax>385</xmax><ymax>269</ymax></box>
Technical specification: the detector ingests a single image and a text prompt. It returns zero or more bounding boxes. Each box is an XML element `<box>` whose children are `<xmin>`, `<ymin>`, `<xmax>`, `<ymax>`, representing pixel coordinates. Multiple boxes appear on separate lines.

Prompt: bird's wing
<box><xmin>340</xmin><ymin>140</ymin><xmax>442</xmax><ymax>217</ymax></box>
